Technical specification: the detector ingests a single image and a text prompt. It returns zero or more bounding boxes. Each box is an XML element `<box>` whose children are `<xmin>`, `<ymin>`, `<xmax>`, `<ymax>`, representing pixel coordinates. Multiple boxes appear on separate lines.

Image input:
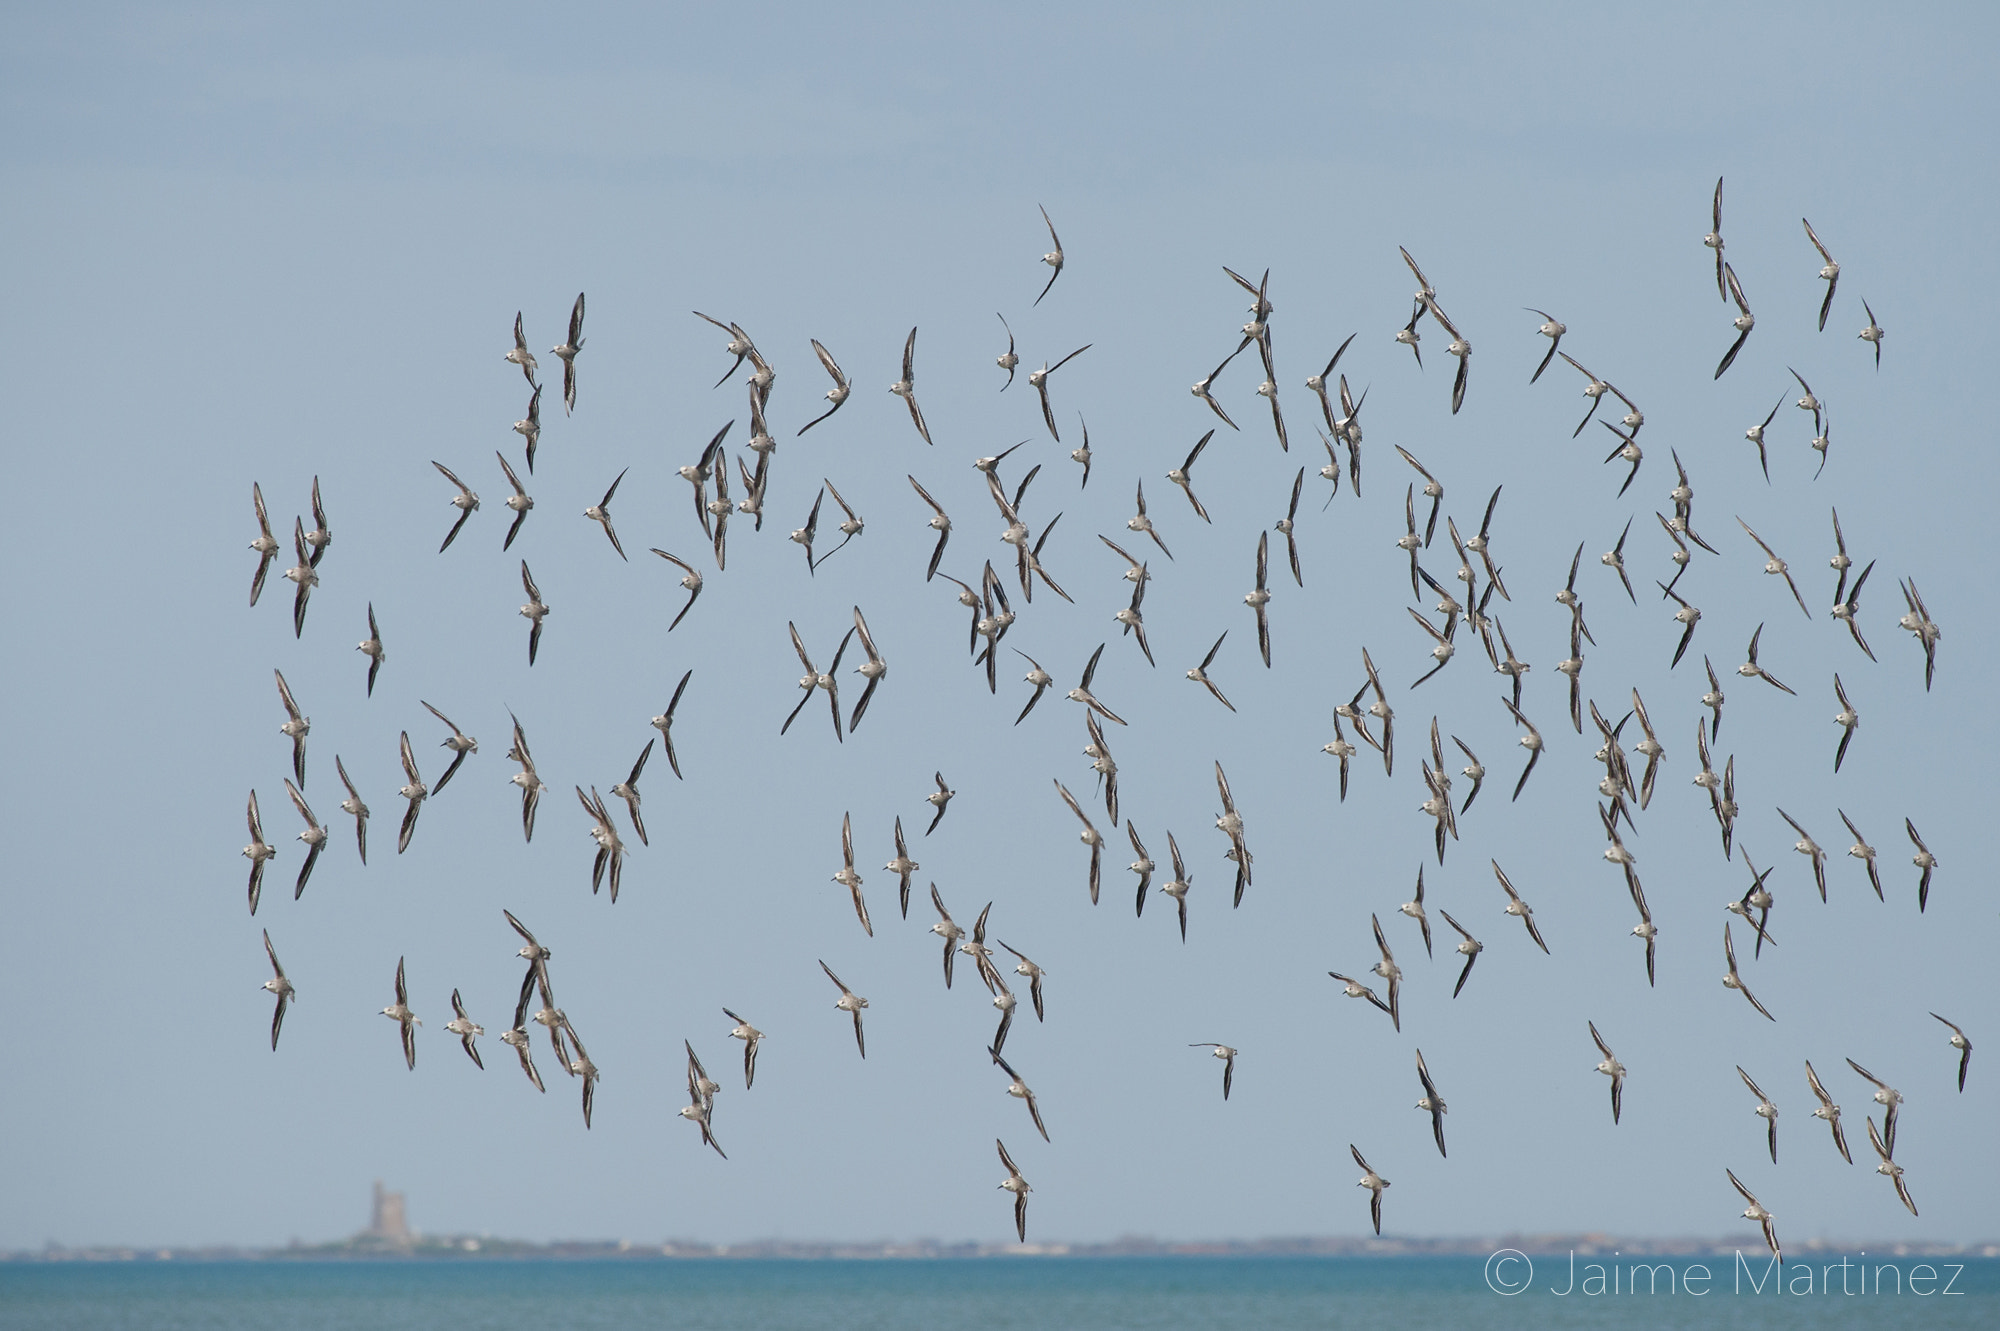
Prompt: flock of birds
<box><xmin>240</xmin><ymin>182</ymin><xmax>1964</xmax><ymax>1256</ymax></box>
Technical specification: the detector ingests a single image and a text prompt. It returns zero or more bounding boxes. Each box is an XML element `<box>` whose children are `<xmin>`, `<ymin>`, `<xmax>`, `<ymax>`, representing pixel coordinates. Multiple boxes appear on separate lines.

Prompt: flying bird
<box><xmin>260</xmin><ymin>930</ymin><xmax>295</xmax><ymax>1051</ymax></box>
<box><xmin>1033</xmin><ymin>204</ymin><xmax>1065</xmax><ymax>305</ymax></box>
<box><xmin>1190</xmin><ymin>1043</ymin><xmax>1238</xmax><ymax>1101</ymax></box>
<box><xmin>1590</xmin><ymin>1021</ymin><xmax>1626</xmax><ymax>1125</ymax></box>
<box><xmin>551</xmin><ymin>292</ymin><xmax>585</xmax><ymax>412</ymax></box>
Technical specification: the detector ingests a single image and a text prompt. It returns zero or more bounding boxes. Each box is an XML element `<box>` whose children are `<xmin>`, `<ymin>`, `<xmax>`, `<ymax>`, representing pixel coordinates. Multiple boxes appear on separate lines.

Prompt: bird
<box><xmin>1055</xmin><ymin>779</ymin><xmax>1104</xmax><ymax>905</ymax></box>
<box><xmin>559</xmin><ymin>1018</ymin><xmax>601</xmax><ymax>1129</ymax></box>
<box><xmin>1028</xmin><ymin>344</ymin><xmax>1090</xmax><ymax>443</ymax></box>
<box><xmin>1070</xmin><ymin>413</ymin><xmax>1093</xmax><ymax>487</ymax></box>
<box><xmin>513</xmin><ymin>383</ymin><xmax>542</xmax><ymax>472</ymax></box>
<box><xmin>1930</xmin><ymin>1014</ymin><xmax>1971</xmax><ymax>1093</ymax></box>
<box><xmin>781</xmin><ymin>620</ymin><xmax>849</xmax><ymax>743</ymax></box>
<box><xmin>1409</xmin><ymin>1049</ymin><xmax>1448</xmax><ymax>1158</ymax></box>
<box><xmin>1743</xmin><ymin>396</ymin><xmax>1782</xmax><ymax>483</ymax></box>
<box><xmin>333</xmin><ymin>755</ymin><xmax>369</xmax><ymax>864</ymax></box>
<box><xmin>1033</xmin><ymin>203</ymin><xmax>1064</xmax><ymax>305</ymax></box>
<box><xmin>1715</xmin><ymin>261</ymin><xmax>1756</xmax><ymax>378</ymax></box>
<box><xmin>1905</xmin><ymin>819</ymin><xmax>1939</xmax><ymax>912</ymax></box>
<box><xmin>260</xmin><ymin>929</ymin><xmax>294</xmax><ymax>1051</ymax></box>
<box><xmin>847</xmin><ymin>606</ymin><xmax>888</xmax><ymax>732</ymax></box>
<box><xmin>1722</xmin><ymin>923</ymin><xmax>1775</xmax><ymax>1022</ymax></box>
<box><xmin>1425</xmin><ymin>294</ymin><xmax>1472</xmax><ymax>414</ymax></box>
<box><xmin>517</xmin><ymin>560</ymin><xmax>550</xmax><ymax>665</ymax></box>
<box><xmin>1186</xmin><ymin>631</ymin><xmax>1235</xmax><ymax>713</ymax></box>
<box><xmin>819</xmin><ymin>961</ymin><xmax>868</xmax><ymax>1058</ymax></box>
<box><xmin>247</xmin><ymin>482</ymin><xmax>279</xmax><ymax>606</ymax></box>
<box><xmin>694</xmin><ymin>311</ymin><xmax>756</xmax><ymax>387</ymax></box>
<box><xmin>354</xmin><ymin>603</ymin><xmax>386</xmax><ymax>698</ymax></box>
<box><xmin>505</xmin><ymin>714</ymin><xmax>547</xmax><ymax>843</ymax></box>
<box><xmin>1370</xmin><ymin>914</ymin><xmax>1403</xmax><ymax>1032</ymax></box>
<box><xmin>432</xmin><ymin>460</ymin><xmax>480</xmax><ymax>552</ymax></box>
<box><xmin>575</xmin><ymin>785</ymin><xmax>626</xmax><ymax>903</ymax></box>
<box><xmin>1245</xmin><ymin>532</ymin><xmax>1274</xmax><ymax>667</ymax></box>
<box><xmin>1159</xmin><ymin>831</ymin><xmax>1193</xmax><ymax>942</ymax></box>
<box><xmin>505</xmin><ymin>311</ymin><xmax>538</xmax><ymax>385</ymax></box>
<box><xmin>648</xmin><ymin>549</ymin><xmax>703</xmax><ymax>634</ymax></box>
<box><xmin>889</xmin><ymin>327</ymin><xmax>933</xmax><ymax>446</ymax></box>
<box><xmin>1125</xmin><ymin>480</ymin><xmax>1173</xmax><ymax>561</ymax></box>
<box><xmin>1492</xmin><ymin>860</ymin><xmax>1549</xmax><ymax>954</ymax></box>
<box><xmin>1830</xmin><ymin>674</ymin><xmax>1860</xmax><ymax>773</ymax></box>
<box><xmin>1896</xmin><ymin>578</ymin><xmax>1941</xmax><ymax>692</ymax></box>
<box><xmin>281</xmin><ymin>517</ymin><xmax>318</xmax><ymax>638</ymax></box>
<box><xmin>499</xmin><ymin>1019</ymin><xmax>546</xmax><ymax>1094</ymax></box>
<box><xmin>1776</xmin><ymin>807</ymin><xmax>1828</xmax><ymax>902</ymax></box>
<box><xmin>994</xmin><ymin>313</ymin><xmax>1019</xmax><ymax>390</ymax></box>
<box><xmin>1739</xmin><ymin>1066</ymin><xmax>1780</xmax><ymax>1164</ymax></box>
<box><xmin>445</xmin><ymin>990</ymin><xmax>485</xmax><ymax>1070</ymax></box>
<box><xmin>1274</xmin><ymin>467</ymin><xmax>1306</xmax><ymax>586</ymax></box>
<box><xmin>551</xmin><ymin>292</ymin><xmax>585</xmax><ymax>412</ymax></box>
<box><xmin>607</xmin><ymin>739</ymin><xmax>653</xmax><ymax>847</ymax></box>
<box><xmin>1190</xmin><ymin>1043</ymin><xmax>1238</xmax><ymax>1100</ymax></box>
<box><xmin>831</xmin><ymin>812</ymin><xmax>872</xmax><ymax>937</ymax></box>
<box><xmin>1727</xmin><ymin>1169</ymin><xmax>1780</xmax><ymax>1265</ymax></box>
<box><xmin>723</xmin><ymin>1009</ymin><xmax>763</xmax><ymax>1089</ymax></box>
<box><xmin>991</xmin><ymin>1047</ymin><xmax>1050</xmax><ymax>1142</ymax></box>
<box><xmin>419</xmin><ymin>700</ymin><xmax>477</xmax><ymax>795</ymax></box>
<box><xmin>1865</xmin><ymin>1117</ymin><xmax>1919</xmax><ymax>1217</ymax></box>
<box><xmin>1703</xmin><ymin>179</ymin><xmax>1727</xmax><ymax>299</ymax></box>
<box><xmin>818</xmin><ymin>479</ymin><xmax>866</xmax><ymax>567</ymax></box>
<box><xmin>1125</xmin><ymin>822</ymin><xmax>1155</xmax><ymax>918</ymax></box>
<box><xmin>1804</xmin><ymin>1060</ymin><xmax>1852</xmax><ymax>1164</ymax></box>
<box><xmin>926</xmin><ymin>772</ymin><xmax>955</xmax><ymax>835</ymax></box>
<box><xmin>381</xmin><ymin>956</ymin><xmax>421</xmax><ymax>1070</ymax></box>
<box><xmin>1846</xmin><ymin>1059</ymin><xmax>1905</xmax><ymax>1157</ymax></box>
<box><xmin>1502</xmin><ymin>697</ymin><xmax>1543</xmax><ymax>801</ymax></box>
<box><xmin>1736</xmin><ymin>623</ymin><xmax>1800</xmax><ymax>699</ymax></box>
<box><xmin>997</xmin><ymin>1140</ymin><xmax>1032</xmax><ymax>1242</ymax></box>
<box><xmin>1330</xmin><ymin>970</ymin><xmax>1393</xmax><ymax>1024</ymax></box>
<box><xmin>1439</xmin><ymin>908</ymin><xmax>1483</xmax><ymax>998</ymax></box>
<box><xmin>648</xmin><ymin>670</ymin><xmax>693</xmax><ymax>782</ymax></box>
<box><xmin>1590</xmin><ymin>1021</ymin><xmax>1626</xmax><ymax>1125</ymax></box>
<box><xmin>1660</xmin><ymin>581</ymin><xmax>1702</xmax><ymax>669</ymax></box>
<box><xmin>273</xmin><ymin>669</ymin><xmax>309</xmax><ymax>788</ymax></box>
<box><xmin>1190</xmin><ymin>346</ymin><xmax>1241</xmax><ymax>431</ymax></box>
<box><xmin>1526</xmin><ymin>308</ymin><xmax>1566</xmax><ymax>383</ymax></box>
<box><xmin>582</xmin><ymin>467</ymin><xmax>628</xmax><ymax>560</ymax></box>
<box><xmin>1834</xmin><ymin>809</ymin><xmax>1884</xmax><ymax>901</ymax></box>
<box><xmin>1352</xmin><ymin>1146</ymin><xmax>1390</xmax><ymax>1236</ymax></box>
<box><xmin>1166</xmin><ymin>430</ymin><xmax>1213</xmax><ymax>522</ymax></box>
<box><xmin>1858</xmin><ymin>299</ymin><xmax>1885</xmax><ymax>368</ymax></box>
<box><xmin>281</xmin><ymin>779</ymin><xmax>325</xmax><ymax>901</ymax></box>
<box><xmin>1801</xmin><ymin>218</ymin><xmax>1840</xmax><ymax>332</ymax></box>
<box><xmin>394</xmin><ymin>731</ymin><xmax>427</xmax><ymax>855</ymax></box>
<box><xmin>1214</xmin><ymin>761</ymin><xmax>1251</xmax><ymax>907</ymax></box>
<box><xmin>798</xmin><ymin>338</ymin><xmax>851</xmax><ymax>435</ymax></box>
<box><xmin>998</xmin><ymin>941</ymin><xmax>1047</xmax><ymax>1022</ymax></box>
<box><xmin>1067</xmin><ymin>642</ymin><xmax>1127</xmax><ymax>727</ymax></box>
<box><xmin>1601</xmin><ymin>517</ymin><xmax>1636</xmax><ymax>604</ymax></box>
<box><xmin>928</xmin><ymin>882</ymin><xmax>966</xmax><ymax>990</ymax></box>
<box><xmin>883</xmin><ymin>816</ymin><xmax>920</xmax><ymax>920</ymax></box>
<box><xmin>906</xmin><ymin>475</ymin><xmax>952</xmax><ymax>583</ymax></box>
<box><xmin>1737</xmin><ymin>519</ymin><xmax>1811</xmax><ymax>619</ymax></box>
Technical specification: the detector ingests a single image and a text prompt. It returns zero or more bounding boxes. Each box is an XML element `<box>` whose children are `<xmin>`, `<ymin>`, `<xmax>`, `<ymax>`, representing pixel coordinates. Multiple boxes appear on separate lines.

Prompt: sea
<box><xmin>2</xmin><ymin>1255</ymin><xmax>1996</xmax><ymax>1330</ymax></box>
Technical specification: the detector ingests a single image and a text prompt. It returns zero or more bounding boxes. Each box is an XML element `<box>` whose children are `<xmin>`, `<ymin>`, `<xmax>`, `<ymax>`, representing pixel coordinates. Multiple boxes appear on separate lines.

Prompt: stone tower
<box><xmin>369</xmin><ymin>1179</ymin><xmax>410</xmax><ymax>1241</ymax></box>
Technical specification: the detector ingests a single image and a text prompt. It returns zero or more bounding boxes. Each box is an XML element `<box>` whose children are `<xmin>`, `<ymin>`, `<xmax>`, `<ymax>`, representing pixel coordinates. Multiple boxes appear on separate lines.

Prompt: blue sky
<box><xmin>2</xmin><ymin>3</ymin><xmax>1994</xmax><ymax>1249</ymax></box>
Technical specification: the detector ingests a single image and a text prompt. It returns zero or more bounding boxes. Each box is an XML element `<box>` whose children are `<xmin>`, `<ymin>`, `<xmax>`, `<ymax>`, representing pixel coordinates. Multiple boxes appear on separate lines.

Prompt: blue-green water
<box><xmin>2</xmin><ymin>1256</ymin><xmax>1995</xmax><ymax>1330</ymax></box>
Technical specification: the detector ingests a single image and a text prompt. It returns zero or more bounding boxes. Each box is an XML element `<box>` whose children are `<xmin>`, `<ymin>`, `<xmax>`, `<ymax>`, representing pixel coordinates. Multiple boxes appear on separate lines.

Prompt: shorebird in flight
<box><xmin>260</xmin><ymin>929</ymin><xmax>294</xmax><ymax>1051</ymax></box>
<box><xmin>1590</xmin><ymin>1021</ymin><xmax>1626</xmax><ymax>1125</ymax></box>
<box><xmin>1190</xmin><ymin>1043</ymin><xmax>1238</xmax><ymax>1101</ymax></box>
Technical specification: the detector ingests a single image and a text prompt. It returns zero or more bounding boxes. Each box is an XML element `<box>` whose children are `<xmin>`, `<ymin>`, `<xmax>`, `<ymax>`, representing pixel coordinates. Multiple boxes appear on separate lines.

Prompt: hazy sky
<box><xmin>3</xmin><ymin>3</ymin><xmax>1995</xmax><ymax>1250</ymax></box>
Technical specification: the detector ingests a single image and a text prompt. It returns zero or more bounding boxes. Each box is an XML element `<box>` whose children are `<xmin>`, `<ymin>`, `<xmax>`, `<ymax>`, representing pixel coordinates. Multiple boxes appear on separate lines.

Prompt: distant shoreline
<box><xmin>10</xmin><ymin>1235</ymin><xmax>1999</xmax><ymax>1263</ymax></box>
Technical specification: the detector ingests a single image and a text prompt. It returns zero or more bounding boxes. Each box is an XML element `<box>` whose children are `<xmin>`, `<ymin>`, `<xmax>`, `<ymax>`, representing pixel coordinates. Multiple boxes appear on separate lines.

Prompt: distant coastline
<box><xmin>10</xmin><ymin>1233</ymin><xmax>1999</xmax><ymax>1263</ymax></box>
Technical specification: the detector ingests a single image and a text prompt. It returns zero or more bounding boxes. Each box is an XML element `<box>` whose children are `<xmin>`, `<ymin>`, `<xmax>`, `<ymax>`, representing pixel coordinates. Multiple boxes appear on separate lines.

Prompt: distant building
<box><xmin>368</xmin><ymin>1180</ymin><xmax>410</xmax><ymax>1242</ymax></box>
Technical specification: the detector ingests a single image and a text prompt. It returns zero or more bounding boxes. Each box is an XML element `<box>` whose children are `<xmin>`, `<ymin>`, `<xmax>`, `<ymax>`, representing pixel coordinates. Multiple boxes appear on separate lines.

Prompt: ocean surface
<box><xmin>2</xmin><ymin>1255</ymin><xmax>1996</xmax><ymax>1330</ymax></box>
